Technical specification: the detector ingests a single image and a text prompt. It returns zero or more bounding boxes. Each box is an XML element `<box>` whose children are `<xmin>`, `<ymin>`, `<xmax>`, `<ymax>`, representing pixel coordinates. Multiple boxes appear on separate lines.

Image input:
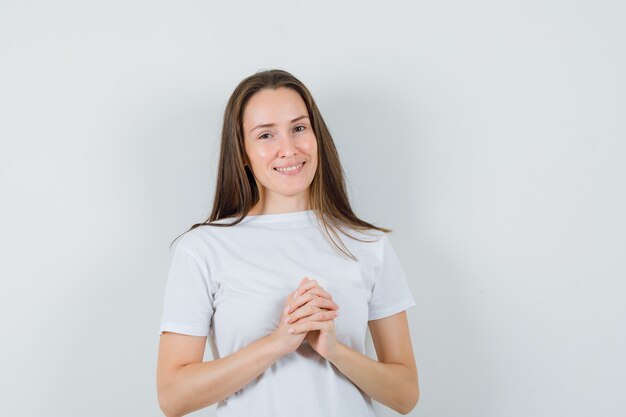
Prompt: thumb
<box><xmin>296</xmin><ymin>276</ymin><xmax>309</xmax><ymax>295</ymax></box>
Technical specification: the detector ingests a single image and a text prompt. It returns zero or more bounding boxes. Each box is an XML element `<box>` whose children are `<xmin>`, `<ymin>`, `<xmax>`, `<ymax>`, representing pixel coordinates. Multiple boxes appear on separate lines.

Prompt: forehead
<box><xmin>242</xmin><ymin>87</ymin><xmax>308</xmax><ymax>126</ymax></box>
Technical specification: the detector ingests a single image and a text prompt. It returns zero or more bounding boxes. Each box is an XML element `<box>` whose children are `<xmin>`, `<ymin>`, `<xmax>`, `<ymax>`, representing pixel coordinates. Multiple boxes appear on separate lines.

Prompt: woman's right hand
<box><xmin>271</xmin><ymin>277</ymin><xmax>339</xmax><ymax>355</ymax></box>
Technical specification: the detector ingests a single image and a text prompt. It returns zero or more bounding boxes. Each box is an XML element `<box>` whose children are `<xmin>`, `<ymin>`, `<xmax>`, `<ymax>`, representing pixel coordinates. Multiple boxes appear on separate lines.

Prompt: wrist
<box><xmin>263</xmin><ymin>333</ymin><xmax>289</xmax><ymax>360</ymax></box>
<box><xmin>325</xmin><ymin>341</ymin><xmax>345</xmax><ymax>365</ymax></box>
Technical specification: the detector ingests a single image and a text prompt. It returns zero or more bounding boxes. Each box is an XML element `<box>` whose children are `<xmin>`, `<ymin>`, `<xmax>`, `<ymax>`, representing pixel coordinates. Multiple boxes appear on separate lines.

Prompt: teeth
<box><xmin>275</xmin><ymin>163</ymin><xmax>303</xmax><ymax>172</ymax></box>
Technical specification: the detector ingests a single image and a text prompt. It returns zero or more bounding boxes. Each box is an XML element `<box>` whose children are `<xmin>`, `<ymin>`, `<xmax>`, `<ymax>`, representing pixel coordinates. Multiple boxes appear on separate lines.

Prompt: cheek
<box><xmin>310</xmin><ymin>139</ymin><xmax>319</xmax><ymax>166</ymax></box>
<box><xmin>248</xmin><ymin>145</ymin><xmax>274</xmax><ymax>165</ymax></box>
<box><xmin>303</xmin><ymin>135</ymin><xmax>318</xmax><ymax>154</ymax></box>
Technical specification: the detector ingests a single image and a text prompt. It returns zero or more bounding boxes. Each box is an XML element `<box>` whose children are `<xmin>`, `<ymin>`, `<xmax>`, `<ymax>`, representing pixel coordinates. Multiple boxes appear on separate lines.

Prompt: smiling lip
<box><xmin>274</xmin><ymin>161</ymin><xmax>305</xmax><ymax>169</ymax></box>
<box><xmin>274</xmin><ymin>162</ymin><xmax>305</xmax><ymax>175</ymax></box>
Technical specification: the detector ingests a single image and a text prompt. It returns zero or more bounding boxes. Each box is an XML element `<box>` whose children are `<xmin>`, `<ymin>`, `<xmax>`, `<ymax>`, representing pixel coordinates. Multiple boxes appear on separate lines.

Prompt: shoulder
<box><xmin>343</xmin><ymin>227</ymin><xmax>401</xmax><ymax>266</ymax></box>
<box><xmin>172</xmin><ymin>224</ymin><xmax>222</xmax><ymax>259</ymax></box>
<box><xmin>337</xmin><ymin>225</ymin><xmax>387</xmax><ymax>246</ymax></box>
<box><xmin>330</xmin><ymin>225</ymin><xmax>389</xmax><ymax>262</ymax></box>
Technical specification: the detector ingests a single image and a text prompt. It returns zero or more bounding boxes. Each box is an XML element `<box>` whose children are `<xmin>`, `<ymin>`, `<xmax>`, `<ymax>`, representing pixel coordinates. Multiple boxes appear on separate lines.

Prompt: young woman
<box><xmin>156</xmin><ymin>69</ymin><xmax>419</xmax><ymax>417</ymax></box>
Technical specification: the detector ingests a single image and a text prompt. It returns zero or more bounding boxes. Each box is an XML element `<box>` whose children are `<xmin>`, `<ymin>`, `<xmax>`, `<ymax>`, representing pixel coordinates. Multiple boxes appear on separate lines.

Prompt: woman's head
<box><xmin>176</xmin><ymin>69</ymin><xmax>391</xmax><ymax>259</ymax></box>
<box><xmin>241</xmin><ymin>86</ymin><xmax>318</xmax><ymax>213</ymax></box>
<box><xmin>214</xmin><ymin>69</ymin><xmax>335</xmax><ymax>218</ymax></box>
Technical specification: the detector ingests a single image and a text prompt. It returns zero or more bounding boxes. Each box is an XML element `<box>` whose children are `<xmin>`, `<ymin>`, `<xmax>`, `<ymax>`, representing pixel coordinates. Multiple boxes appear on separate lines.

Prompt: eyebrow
<box><xmin>249</xmin><ymin>115</ymin><xmax>309</xmax><ymax>134</ymax></box>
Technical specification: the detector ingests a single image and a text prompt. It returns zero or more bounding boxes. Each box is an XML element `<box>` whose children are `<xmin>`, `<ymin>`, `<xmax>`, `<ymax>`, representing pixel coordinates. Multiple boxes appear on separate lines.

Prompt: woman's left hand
<box><xmin>285</xmin><ymin>277</ymin><xmax>339</xmax><ymax>359</ymax></box>
<box><xmin>302</xmin><ymin>313</ymin><xmax>338</xmax><ymax>360</ymax></box>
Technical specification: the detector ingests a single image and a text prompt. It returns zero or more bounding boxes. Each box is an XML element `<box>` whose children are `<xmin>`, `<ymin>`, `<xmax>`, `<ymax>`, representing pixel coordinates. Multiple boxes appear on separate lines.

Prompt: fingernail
<box><xmin>335</xmin><ymin>311</ymin><xmax>339</xmax><ymax>316</ymax></box>
<box><xmin>288</xmin><ymin>328</ymin><xmax>295</xmax><ymax>334</ymax></box>
<box><xmin>284</xmin><ymin>317</ymin><xmax>290</xmax><ymax>324</ymax></box>
<box><xmin>284</xmin><ymin>306</ymin><xmax>289</xmax><ymax>314</ymax></box>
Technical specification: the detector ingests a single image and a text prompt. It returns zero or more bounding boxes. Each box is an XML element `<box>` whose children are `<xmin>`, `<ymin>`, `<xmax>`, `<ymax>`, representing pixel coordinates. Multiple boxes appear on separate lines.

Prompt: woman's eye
<box><xmin>294</xmin><ymin>125</ymin><xmax>305</xmax><ymax>132</ymax></box>
<box><xmin>259</xmin><ymin>133</ymin><xmax>272</xmax><ymax>140</ymax></box>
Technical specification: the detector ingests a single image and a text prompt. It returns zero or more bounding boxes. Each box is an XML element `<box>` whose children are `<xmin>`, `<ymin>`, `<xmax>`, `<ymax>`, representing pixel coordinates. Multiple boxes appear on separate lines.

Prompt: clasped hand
<box><xmin>272</xmin><ymin>277</ymin><xmax>339</xmax><ymax>360</ymax></box>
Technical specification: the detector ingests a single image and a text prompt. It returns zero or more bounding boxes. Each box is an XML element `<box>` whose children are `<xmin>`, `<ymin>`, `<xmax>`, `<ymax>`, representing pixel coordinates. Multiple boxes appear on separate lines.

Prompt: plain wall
<box><xmin>0</xmin><ymin>0</ymin><xmax>624</xmax><ymax>416</ymax></box>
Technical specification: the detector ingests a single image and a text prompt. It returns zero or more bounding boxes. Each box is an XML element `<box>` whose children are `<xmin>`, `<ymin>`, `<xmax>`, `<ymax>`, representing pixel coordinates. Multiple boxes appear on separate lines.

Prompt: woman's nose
<box><xmin>277</xmin><ymin>132</ymin><xmax>298</xmax><ymax>156</ymax></box>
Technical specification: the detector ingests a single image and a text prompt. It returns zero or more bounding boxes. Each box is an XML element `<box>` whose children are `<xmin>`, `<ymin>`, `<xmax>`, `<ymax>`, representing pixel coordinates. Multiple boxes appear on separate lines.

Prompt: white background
<box><xmin>1</xmin><ymin>1</ymin><xmax>624</xmax><ymax>416</ymax></box>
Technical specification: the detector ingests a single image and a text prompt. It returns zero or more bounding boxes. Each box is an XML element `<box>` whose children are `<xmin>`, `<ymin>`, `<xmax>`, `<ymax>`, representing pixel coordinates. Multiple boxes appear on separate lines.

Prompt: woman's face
<box><xmin>242</xmin><ymin>87</ymin><xmax>318</xmax><ymax>207</ymax></box>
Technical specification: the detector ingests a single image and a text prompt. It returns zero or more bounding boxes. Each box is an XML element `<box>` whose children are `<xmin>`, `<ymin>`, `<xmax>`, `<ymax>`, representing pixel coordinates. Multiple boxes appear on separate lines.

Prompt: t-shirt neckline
<box><xmin>242</xmin><ymin>209</ymin><xmax>316</xmax><ymax>223</ymax></box>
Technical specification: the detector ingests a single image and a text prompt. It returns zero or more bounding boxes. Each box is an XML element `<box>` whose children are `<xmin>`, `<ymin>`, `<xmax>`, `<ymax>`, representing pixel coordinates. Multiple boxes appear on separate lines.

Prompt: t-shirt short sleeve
<box><xmin>367</xmin><ymin>234</ymin><xmax>417</xmax><ymax>321</ymax></box>
<box><xmin>158</xmin><ymin>243</ymin><xmax>214</xmax><ymax>336</ymax></box>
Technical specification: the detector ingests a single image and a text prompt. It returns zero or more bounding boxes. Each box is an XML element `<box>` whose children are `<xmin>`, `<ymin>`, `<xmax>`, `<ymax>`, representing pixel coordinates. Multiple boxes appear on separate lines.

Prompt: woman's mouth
<box><xmin>274</xmin><ymin>162</ymin><xmax>305</xmax><ymax>175</ymax></box>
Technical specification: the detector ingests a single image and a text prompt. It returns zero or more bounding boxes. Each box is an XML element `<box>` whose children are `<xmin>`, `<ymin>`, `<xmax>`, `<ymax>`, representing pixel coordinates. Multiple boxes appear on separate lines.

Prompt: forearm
<box><xmin>327</xmin><ymin>342</ymin><xmax>419</xmax><ymax>415</ymax></box>
<box><xmin>160</xmin><ymin>335</ymin><xmax>284</xmax><ymax>417</ymax></box>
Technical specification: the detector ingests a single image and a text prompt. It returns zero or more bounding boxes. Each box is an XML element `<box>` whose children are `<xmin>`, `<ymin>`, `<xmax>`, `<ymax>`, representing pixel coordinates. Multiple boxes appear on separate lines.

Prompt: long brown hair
<box><xmin>170</xmin><ymin>69</ymin><xmax>392</xmax><ymax>260</ymax></box>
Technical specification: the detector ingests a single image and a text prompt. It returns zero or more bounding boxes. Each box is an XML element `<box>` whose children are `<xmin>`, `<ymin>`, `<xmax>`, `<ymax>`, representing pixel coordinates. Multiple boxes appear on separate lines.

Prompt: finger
<box><xmin>286</xmin><ymin>294</ymin><xmax>340</xmax><ymax>323</ymax></box>
<box><xmin>284</xmin><ymin>280</ymin><xmax>308</xmax><ymax>308</ymax></box>
<box><xmin>307</xmin><ymin>295</ymin><xmax>339</xmax><ymax>311</ymax></box>
<box><xmin>289</xmin><ymin>319</ymin><xmax>335</xmax><ymax>334</ymax></box>
<box><xmin>301</xmin><ymin>286</ymin><xmax>333</xmax><ymax>302</ymax></box>
<box><xmin>287</xmin><ymin>292</ymin><xmax>339</xmax><ymax>314</ymax></box>
<box><xmin>286</xmin><ymin>292</ymin><xmax>311</xmax><ymax>314</ymax></box>
<box><xmin>288</xmin><ymin>308</ymin><xmax>339</xmax><ymax>325</ymax></box>
<box><xmin>293</xmin><ymin>277</ymin><xmax>311</xmax><ymax>300</ymax></box>
<box><xmin>295</xmin><ymin>277</ymin><xmax>317</xmax><ymax>298</ymax></box>
<box><xmin>285</xmin><ymin>304</ymin><xmax>322</xmax><ymax>323</ymax></box>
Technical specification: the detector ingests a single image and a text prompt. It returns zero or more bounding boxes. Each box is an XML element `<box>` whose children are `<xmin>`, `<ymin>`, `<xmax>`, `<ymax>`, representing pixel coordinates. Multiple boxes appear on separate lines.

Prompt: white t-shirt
<box><xmin>159</xmin><ymin>209</ymin><xmax>416</xmax><ymax>417</ymax></box>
